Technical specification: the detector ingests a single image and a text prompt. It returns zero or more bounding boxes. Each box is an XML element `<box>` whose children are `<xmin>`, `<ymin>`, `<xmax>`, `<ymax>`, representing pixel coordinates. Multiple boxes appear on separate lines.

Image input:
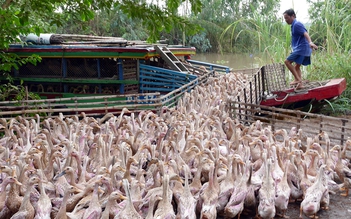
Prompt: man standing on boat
<box><xmin>283</xmin><ymin>9</ymin><xmax>318</xmax><ymax>89</ymax></box>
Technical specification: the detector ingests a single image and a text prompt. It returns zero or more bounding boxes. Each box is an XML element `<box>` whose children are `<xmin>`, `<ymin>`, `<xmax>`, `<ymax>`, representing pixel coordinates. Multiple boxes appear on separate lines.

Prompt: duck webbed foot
<box><xmin>276</xmin><ymin>210</ymin><xmax>289</xmax><ymax>218</ymax></box>
<box><xmin>340</xmin><ymin>188</ymin><xmax>349</xmax><ymax>196</ymax></box>
<box><xmin>253</xmin><ymin>214</ymin><xmax>261</xmax><ymax>219</ymax></box>
<box><xmin>299</xmin><ymin>207</ymin><xmax>303</xmax><ymax>219</ymax></box>
<box><xmin>289</xmin><ymin>198</ymin><xmax>302</xmax><ymax>203</ymax></box>
<box><xmin>253</xmin><ymin>207</ymin><xmax>260</xmax><ymax>219</ymax></box>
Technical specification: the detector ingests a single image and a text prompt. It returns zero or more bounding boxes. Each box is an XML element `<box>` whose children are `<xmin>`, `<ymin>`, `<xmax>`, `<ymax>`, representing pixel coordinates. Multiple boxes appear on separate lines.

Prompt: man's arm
<box><xmin>304</xmin><ymin>32</ymin><xmax>318</xmax><ymax>49</ymax></box>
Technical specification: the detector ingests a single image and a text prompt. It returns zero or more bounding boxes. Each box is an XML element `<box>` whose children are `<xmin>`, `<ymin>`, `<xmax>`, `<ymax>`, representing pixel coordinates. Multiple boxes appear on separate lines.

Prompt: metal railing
<box><xmin>186</xmin><ymin>59</ymin><xmax>231</xmax><ymax>74</ymax></box>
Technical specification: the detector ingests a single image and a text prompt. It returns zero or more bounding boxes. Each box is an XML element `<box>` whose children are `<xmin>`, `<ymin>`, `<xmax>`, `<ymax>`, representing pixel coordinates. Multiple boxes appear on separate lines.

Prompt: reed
<box><xmin>219</xmin><ymin>10</ymin><xmax>286</xmax><ymax>61</ymax></box>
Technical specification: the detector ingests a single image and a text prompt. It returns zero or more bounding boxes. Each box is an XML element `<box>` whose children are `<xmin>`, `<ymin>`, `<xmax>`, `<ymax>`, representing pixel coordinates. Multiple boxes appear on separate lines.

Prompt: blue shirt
<box><xmin>291</xmin><ymin>19</ymin><xmax>312</xmax><ymax>56</ymax></box>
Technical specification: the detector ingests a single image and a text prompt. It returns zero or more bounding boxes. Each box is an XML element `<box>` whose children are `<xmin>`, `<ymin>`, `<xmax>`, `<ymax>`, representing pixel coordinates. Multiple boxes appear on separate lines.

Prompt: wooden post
<box><xmin>341</xmin><ymin>119</ymin><xmax>347</xmax><ymax>145</ymax></box>
<box><xmin>118</xmin><ymin>58</ymin><xmax>124</xmax><ymax>94</ymax></box>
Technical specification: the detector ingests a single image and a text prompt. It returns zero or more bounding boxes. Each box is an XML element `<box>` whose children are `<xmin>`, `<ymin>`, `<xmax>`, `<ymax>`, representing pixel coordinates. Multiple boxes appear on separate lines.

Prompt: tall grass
<box><xmin>219</xmin><ymin>10</ymin><xmax>288</xmax><ymax>62</ymax></box>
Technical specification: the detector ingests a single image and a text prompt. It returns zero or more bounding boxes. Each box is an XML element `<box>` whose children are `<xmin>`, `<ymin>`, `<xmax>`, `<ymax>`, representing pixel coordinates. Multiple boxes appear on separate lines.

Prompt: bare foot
<box><xmin>291</xmin><ymin>79</ymin><xmax>309</xmax><ymax>86</ymax></box>
<box><xmin>295</xmin><ymin>82</ymin><xmax>304</xmax><ymax>89</ymax></box>
<box><xmin>290</xmin><ymin>80</ymin><xmax>299</xmax><ymax>85</ymax></box>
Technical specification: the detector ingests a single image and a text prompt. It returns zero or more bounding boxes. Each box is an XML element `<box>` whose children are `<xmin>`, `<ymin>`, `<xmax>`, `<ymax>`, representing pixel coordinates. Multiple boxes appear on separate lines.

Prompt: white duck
<box><xmin>217</xmin><ymin>154</ymin><xmax>242</xmax><ymax>213</ymax></box>
<box><xmin>153</xmin><ymin>174</ymin><xmax>176</xmax><ymax>219</ymax></box>
<box><xmin>198</xmin><ymin>160</ymin><xmax>219</xmax><ymax>219</ymax></box>
<box><xmin>114</xmin><ymin>179</ymin><xmax>142</xmax><ymax>219</ymax></box>
<box><xmin>299</xmin><ymin>164</ymin><xmax>328</xmax><ymax>219</ymax></box>
<box><xmin>224</xmin><ymin>160</ymin><xmax>252</xmax><ymax>219</ymax></box>
<box><xmin>176</xmin><ymin>165</ymin><xmax>197</xmax><ymax>219</ymax></box>
<box><xmin>275</xmin><ymin>159</ymin><xmax>291</xmax><ymax>218</ymax></box>
<box><xmin>330</xmin><ymin>145</ymin><xmax>351</xmax><ymax>196</ymax></box>
<box><xmin>258</xmin><ymin>156</ymin><xmax>276</xmax><ymax>219</ymax></box>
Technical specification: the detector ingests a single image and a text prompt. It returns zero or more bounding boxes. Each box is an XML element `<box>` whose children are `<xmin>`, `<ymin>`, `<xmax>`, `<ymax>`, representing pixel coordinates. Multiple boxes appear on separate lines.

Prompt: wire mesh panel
<box><xmin>18</xmin><ymin>58</ymin><xmax>62</xmax><ymax>77</ymax></box>
<box><xmin>100</xmin><ymin>58</ymin><xmax>118</xmax><ymax>78</ymax></box>
<box><xmin>231</xmin><ymin>64</ymin><xmax>287</xmax><ymax>121</ymax></box>
<box><xmin>231</xmin><ymin>67</ymin><xmax>263</xmax><ymax>121</ymax></box>
<box><xmin>66</xmin><ymin>58</ymin><xmax>98</xmax><ymax>78</ymax></box>
<box><xmin>262</xmin><ymin>63</ymin><xmax>288</xmax><ymax>93</ymax></box>
<box><xmin>25</xmin><ymin>82</ymin><xmax>63</xmax><ymax>93</ymax></box>
<box><xmin>123</xmin><ymin>59</ymin><xmax>138</xmax><ymax>80</ymax></box>
<box><xmin>124</xmin><ymin>84</ymin><xmax>139</xmax><ymax>94</ymax></box>
<box><xmin>101</xmin><ymin>85</ymin><xmax>120</xmax><ymax>94</ymax></box>
<box><xmin>65</xmin><ymin>84</ymin><xmax>120</xmax><ymax>94</ymax></box>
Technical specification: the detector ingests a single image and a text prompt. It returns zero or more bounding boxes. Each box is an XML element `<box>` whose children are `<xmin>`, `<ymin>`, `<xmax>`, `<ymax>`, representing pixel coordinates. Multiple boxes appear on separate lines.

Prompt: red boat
<box><xmin>234</xmin><ymin>63</ymin><xmax>347</xmax><ymax>112</ymax></box>
<box><xmin>260</xmin><ymin>78</ymin><xmax>347</xmax><ymax>111</ymax></box>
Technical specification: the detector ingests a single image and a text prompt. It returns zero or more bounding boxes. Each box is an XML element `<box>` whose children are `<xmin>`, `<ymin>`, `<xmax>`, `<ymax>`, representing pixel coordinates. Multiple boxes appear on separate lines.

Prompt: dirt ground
<box><xmin>236</xmin><ymin>191</ymin><xmax>351</xmax><ymax>219</ymax></box>
<box><xmin>285</xmin><ymin>194</ymin><xmax>351</xmax><ymax>219</ymax></box>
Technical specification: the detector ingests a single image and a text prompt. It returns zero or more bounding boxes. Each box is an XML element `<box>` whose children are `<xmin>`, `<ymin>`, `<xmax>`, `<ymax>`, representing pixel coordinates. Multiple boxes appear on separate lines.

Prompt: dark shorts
<box><xmin>287</xmin><ymin>52</ymin><xmax>311</xmax><ymax>66</ymax></box>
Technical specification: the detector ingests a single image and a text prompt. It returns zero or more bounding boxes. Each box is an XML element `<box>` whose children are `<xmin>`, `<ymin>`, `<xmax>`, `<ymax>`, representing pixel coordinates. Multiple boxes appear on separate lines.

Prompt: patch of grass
<box><xmin>319</xmin><ymin>97</ymin><xmax>351</xmax><ymax>116</ymax></box>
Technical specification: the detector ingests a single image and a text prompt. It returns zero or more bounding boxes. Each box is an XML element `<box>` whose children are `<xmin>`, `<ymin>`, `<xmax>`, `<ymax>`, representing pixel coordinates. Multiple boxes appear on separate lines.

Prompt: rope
<box><xmin>303</xmin><ymin>103</ymin><xmax>313</xmax><ymax>119</ymax></box>
<box><xmin>274</xmin><ymin>93</ymin><xmax>290</xmax><ymax>102</ymax></box>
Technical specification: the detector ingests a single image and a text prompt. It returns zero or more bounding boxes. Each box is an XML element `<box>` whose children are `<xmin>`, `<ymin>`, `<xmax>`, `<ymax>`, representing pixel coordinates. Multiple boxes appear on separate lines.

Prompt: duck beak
<box><xmin>196</xmin><ymin>151</ymin><xmax>204</xmax><ymax>156</ymax></box>
<box><xmin>132</xmin><ymin>158</ymin><xmax>139</xmax><ymax>165</ymax></box>
<box><xmin>74</xmin><ymin>187</ymin><xmax>84</xmax><ymax>194</ymax></box>
<box><xmin>177</xmin><ymin>176</ymin><xmax>184</xmax><ymax>184</ymax></box>
<box><xmin>330</xmin><ymin>146</ymin><xmax>339</xmax><ymax>151</ymax></box>
<box><xmin>185</xmin><ymin>147</ymin><xmax>194</xmax><ymax>153</ymax></box>
<box><xmin>15</xmin><ymin>179</ymin><xmax>22</xmax><ymax>186</ymax></box>
<box><xmin>98</xmin><ymin>187</ymin><xmax>105</xmax><ymax>194</ymax></box>
<box><xmin>248</xmin><ymin>140</ymin><xmax>257</xmax><ymax>146</ymax></box>
<box><xmin>54</xmin><ymin>170</ymin><xmax>66</xmax><ymax>180</ymax></box>
<box><xmin>222</xmin><ymin>165</ymin><xmax>229</xmax><ymax>170</ymax></box>
<box><xmin>117</xmin><ymin>166</ymin><xmax>126</xmax><ymax>172</ymax></box>
<box><xmin>120</xmin><ymin>195</ymin><xmax>127</xmax><ymax>200</ymax></box>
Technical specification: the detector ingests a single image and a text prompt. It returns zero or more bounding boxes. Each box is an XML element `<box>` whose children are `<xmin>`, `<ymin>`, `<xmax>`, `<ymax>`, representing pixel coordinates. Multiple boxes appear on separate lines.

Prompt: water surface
<box><xmin>191</xmin><ymin>52</ymin><xmax>270</xmax><ymax>71</ymax></box>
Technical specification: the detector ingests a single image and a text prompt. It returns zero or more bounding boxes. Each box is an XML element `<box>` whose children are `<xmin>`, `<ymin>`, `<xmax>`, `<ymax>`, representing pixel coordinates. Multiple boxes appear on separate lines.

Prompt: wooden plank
<box><xmin>7</xmin><ymin>77</ymin><xmax>138</xmax><ymax>84</ymax></box>
<box><xmin>154</xmin><ymin>45</ymin><xmax>188</xmax><ymax>72</ymax></box>
<box><xmin>186</xmin><ymin>59</ymin><xmax>231</xmax><ymax>73</ymax></box>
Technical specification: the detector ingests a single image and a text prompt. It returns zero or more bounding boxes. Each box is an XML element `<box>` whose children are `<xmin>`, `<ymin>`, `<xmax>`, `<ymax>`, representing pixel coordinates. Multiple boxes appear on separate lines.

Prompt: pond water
<box><xmin>191</xmin><ymin>52</ymin><xmax>271</xmax><ymax>71</ymax></box>
<box><xmin>191</xmin><ymin>52</ymin><xmax>296</xmax><ymax>82</ymax></box>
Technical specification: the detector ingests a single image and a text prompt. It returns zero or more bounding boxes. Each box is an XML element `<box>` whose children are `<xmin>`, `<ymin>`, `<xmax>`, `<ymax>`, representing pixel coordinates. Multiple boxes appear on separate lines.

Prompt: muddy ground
<box><xmin>236</xmin><ymin>191</ymin><xmax>351</xmax><ymax>219</ymax></box>
<box><xmin>286</xmin><ymin>193</ymin><xmax>351</xmax><ymax>219</ymax></box>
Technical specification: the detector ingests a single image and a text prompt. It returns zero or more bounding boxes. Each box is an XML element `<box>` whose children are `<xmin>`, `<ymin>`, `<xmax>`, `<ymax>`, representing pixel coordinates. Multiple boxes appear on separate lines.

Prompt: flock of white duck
<box><xmin>1</xmin><ymin>72</ymin><xmax>351</xmax><ymax>219</ymax></box>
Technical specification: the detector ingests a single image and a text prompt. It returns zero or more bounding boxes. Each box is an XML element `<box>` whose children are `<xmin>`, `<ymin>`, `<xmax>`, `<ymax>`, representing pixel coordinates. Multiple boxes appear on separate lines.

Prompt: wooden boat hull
<box><xmin>260</xmin><ymin>78</ymin><xmax>347</xmax><ymax>111</ymax></box>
